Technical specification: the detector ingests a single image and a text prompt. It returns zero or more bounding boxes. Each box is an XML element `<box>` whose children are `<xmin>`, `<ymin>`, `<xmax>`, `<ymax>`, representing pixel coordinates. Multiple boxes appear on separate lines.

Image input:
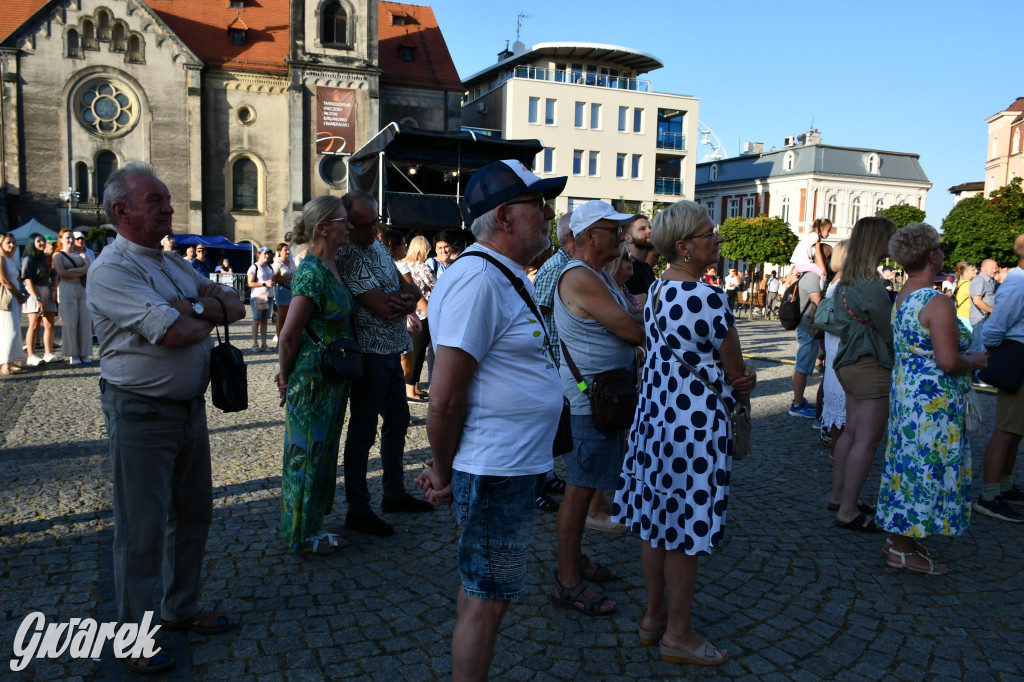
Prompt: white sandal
<box><xmin>885</xmin><ymin>547</ymin><xmax>946</xmax><ymax>575</ymax></box>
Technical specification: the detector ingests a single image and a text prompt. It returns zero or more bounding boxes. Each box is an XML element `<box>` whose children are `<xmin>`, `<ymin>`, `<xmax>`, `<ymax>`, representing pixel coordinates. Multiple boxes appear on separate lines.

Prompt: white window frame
<box><xmin>618</xmin><ymin>106</ymin><xmax>627</xmax><ymax>132</ymax></box>
<box><xmin>616</xmin><ymin>153</ymin><xmax>626</xmax><ymax>179</ymax></box>
<box><xmin>543</xmin><ymin>148</ymin><xmax>554</xmax><ymax>174</ymax></box>
<box><xmin>630</xmin><ymin>154</ymin><xmax>641</xmax><ymax>180</ymax></box>
<box><xmin>572</xmin><ymin>149</ymin><xmax>583</xmax><ymax>176</ymax></box>
<box><xmin>528</xmin><ymin>97</ymin><xmax>539</xmax><ymax>125</ymax></box>
<box><xmin>590</xmin><ymin>103</ymin><xmax>600</xmax><ymax>130</ymax></box>
<box><xmin>588</xmin><ymin>151</ymin><xmax>599</xmax><ymax>177</ymax></box>
<box><xmin>574</xmin><ymin>101</ymin><xmax>585</xmax><ymax>128</ymax></box>
<box><xmin>851</xmin><ymin>196</ymin><xmax>861</xmax><ymax>224</ymax></box>
<box><xmin>781</xmin><ymin>196</ymin><xmax>790</xmax><ymax>224</ymax></box>
<box><xmin>826</xmin><ymin>196</ymin><xmax>837</xmax><ymax>224</ymax></box>
<box><xmin>544</xmin><ymin>98</ymin><xmax>556</xmax><ymax>126</ymax></box>
<box><xmin>727</xmin><ymin>198</ymin><xmax>739</xmax><ymax>218</ymax></box>
<box><xmin>743</xmin><ymin>197</ymin><xmax>755</xmax><ymax>218</ymax></box>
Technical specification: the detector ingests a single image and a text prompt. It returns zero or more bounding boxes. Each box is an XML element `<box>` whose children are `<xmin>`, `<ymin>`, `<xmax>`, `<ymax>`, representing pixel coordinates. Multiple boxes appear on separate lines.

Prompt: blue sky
<box><xmin>431</xmin><ymin>0</ymin><xmax>1020</xmax><ymax>226</ymax></box>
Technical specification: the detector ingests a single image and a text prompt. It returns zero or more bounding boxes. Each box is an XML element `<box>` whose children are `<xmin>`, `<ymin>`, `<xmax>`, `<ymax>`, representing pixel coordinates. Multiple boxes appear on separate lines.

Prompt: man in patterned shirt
<box><xmin>336</xmin><ymin>191</ymin><xmax>433</xmax><ymax>536</ymax></box>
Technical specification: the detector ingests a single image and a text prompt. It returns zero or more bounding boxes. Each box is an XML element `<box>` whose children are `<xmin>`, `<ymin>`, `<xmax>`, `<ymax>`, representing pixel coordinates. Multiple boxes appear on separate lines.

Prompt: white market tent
<box><xmin>9</xmin><ymin>218</ymin><xmax>59</xmax><ymax>244</ymax></box>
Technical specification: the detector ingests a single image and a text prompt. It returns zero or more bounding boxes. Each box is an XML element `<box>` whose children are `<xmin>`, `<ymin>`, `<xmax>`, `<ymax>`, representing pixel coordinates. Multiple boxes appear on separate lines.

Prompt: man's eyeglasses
<box><xmin>590</xmin><ymin>225</ymin><xmax>624</xmax><ymax>237</ymax></box>
<box><xmin>350</xmin><ymin>216</ymin><xmax>382</xmax><ymax>229</ymax></box>
<box><xmin>504</xmin><ymin>196</ymin><xmax>549</xmax><ymax>212</ymax></box>
<box><xmin>690</xmin><ymin>230</ymin><xmax>720</xmax><ymax>240</ymax></box>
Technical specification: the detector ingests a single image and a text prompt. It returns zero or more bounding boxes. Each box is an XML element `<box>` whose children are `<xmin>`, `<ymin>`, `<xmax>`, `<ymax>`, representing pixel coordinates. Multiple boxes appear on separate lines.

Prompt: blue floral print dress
<box><xmin>876</xmin><ymin>288</ymin><xmax>972</xmax><ymax>537</ymax></box>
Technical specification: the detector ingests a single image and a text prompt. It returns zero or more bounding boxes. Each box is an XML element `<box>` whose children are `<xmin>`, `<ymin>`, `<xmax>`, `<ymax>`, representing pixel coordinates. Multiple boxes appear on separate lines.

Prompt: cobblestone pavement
<box><xmin>2</xmin><ymin>318</ymin><xmax>1022</xmax><ymax>681</ymax></box>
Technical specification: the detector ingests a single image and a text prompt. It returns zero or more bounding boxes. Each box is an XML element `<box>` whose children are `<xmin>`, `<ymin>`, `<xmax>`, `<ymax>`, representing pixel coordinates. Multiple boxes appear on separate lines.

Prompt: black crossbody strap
<box><xmin>458</xmin><ymin>250</ymin><xmax>553</xmax><ymax>347</ymax></box>
<box><xmin>213</xmin><ymin>296</ymin><xmax>230</xmax><ymax>344</ymax></box>
<box><xmin>559</xmin><ymin>338</ymin><xmax>590</xmax><ymax>396</ymax></box>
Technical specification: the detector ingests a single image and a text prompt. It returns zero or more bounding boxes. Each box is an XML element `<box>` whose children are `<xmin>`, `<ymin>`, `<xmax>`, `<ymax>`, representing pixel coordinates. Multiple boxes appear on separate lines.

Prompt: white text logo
<box><xmin>10</xmin><ymin>611</ymin><xmax>161</xmax><ymax>671</ymax></box>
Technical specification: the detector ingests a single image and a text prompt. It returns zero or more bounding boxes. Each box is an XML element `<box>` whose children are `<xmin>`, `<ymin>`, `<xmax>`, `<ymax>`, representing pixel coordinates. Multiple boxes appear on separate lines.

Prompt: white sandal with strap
<box><xmin>885</xmin><ymin>547</ymin><xmax>946</xmax><ymax>575</ymax></box>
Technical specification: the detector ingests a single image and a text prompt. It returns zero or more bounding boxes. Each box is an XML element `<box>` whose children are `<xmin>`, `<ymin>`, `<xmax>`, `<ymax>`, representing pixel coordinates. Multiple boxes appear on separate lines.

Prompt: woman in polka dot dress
<box><xmin>612</xmin><ymin>200</ymin><xmax>755</xmax><ymax>666</ymax></box>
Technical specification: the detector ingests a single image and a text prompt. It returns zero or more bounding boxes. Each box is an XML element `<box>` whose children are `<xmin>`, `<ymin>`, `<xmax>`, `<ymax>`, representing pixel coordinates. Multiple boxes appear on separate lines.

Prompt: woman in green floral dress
<box><xmin>275</xmin><ymin>195</ymin><xmax>354</xmax><ymax>554</ymax></box>
<box><xmin>877</xmin><ymin>223</ymin><xmax>987</xmax><ymax>575</ymax></box>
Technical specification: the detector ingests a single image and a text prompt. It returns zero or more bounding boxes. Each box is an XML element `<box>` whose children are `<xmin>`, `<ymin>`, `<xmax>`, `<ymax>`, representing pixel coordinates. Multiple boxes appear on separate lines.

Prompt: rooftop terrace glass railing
<box><xmin>497</xmin><ymin>66</ymin><xmax>653</xmax><ymax>92</ymax></box>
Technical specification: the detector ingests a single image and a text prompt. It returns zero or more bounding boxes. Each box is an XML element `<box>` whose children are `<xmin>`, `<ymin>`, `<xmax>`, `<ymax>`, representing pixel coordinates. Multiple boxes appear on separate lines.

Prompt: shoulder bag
<box><xmin>209</xmin><ymin>297</ymin><xmax>249</xmax><ymax>412</ymax></box>
<box><xmin>652</xmin><ymin>282</ymin><xmax>751</xmax><ymax>460</ymax></box>
<box><xmin>0</xmin><ymin>284</ymin><xmax>12</xmax><ymax>312</ymax></box>
<box><xmin>305</xmin><ymin>322</ymin><xmax>362</xmax><ymax>381</ymax></box>
<box><xmin>560</xmin><ymin>339</ymin><xmax>637</xmax><ymax>433</ymax></box>
<box><xmin>811</xmin><ymin>294</ymin><xmax>838</xmax><ymax>336</ymax></box>
<box><xmin>459</xmin><ymin>251</ymin><xmax>573</xmax><ymax>456</ymax></box>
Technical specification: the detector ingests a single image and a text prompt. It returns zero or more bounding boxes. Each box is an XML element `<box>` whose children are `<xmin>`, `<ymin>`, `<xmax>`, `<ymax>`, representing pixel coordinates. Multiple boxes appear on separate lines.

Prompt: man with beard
<box><xmin>623</xmin><ymin>214</ymin><xmax>656</xmax><ymax>300</ymax></box>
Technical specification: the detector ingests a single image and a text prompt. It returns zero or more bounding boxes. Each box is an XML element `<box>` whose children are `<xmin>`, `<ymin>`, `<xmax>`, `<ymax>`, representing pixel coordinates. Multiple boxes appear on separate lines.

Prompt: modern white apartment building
<box><xmin>694</xmin><ymin>130</ymin><xmax>932</xmax><ymax>241</ymax></box>
<box><xmin>460</xmin><ymin>41</ymin><xmax>698</xmax><ymax>215</ymax></box>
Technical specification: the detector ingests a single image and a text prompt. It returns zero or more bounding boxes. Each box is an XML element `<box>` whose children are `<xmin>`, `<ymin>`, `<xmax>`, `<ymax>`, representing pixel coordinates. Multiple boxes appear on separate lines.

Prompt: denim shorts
<box><xmin>564</xmin><ymin>415</ymin><xmax>625</xmax><ymax>489</ymax></box>
<box><xmin>250</xmin><ymin>300</ymin><xmax>272</xmax><ymax>321</ymax></box>
<box><xmin>275</xmin><ymin>285</ymin><xmax>293</xmax><ymax>306</ymax></box>
<box><xmin>794</xmin><ymin>317</ymin><xmax>818</xmax><ymax>375</ymax></box>
<box><xmin>452</xmin><ymin>470</ymin><xmax>538</xmax><ymax>600</ymax></box>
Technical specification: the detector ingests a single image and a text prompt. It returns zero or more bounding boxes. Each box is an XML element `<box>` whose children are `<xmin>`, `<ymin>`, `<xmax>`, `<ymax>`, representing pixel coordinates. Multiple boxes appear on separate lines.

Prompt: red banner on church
<box><xmin>316</xmin><ymin>87</ymin><xmax>356</xmax><ymax>155</ymax></box>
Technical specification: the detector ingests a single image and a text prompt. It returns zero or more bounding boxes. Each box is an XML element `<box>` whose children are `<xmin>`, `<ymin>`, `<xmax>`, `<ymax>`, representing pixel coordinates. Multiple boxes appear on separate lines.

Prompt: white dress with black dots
<box><xmin>612</xmin><ymin>279</ymin><xmax>735</xmax><ymax>554</ymax></box>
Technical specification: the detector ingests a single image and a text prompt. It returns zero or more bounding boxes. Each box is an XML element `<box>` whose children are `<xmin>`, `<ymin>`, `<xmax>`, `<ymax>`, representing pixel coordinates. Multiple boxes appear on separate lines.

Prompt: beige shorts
<box><xmin>836</xmin><ymin>355</ymin><xmax>892</xmax><ymax>400</ymax></box>
<box><xmin>995</xmin><ymin>387</ymin><xmax>1024</xmax><ymax>436</ymax></box>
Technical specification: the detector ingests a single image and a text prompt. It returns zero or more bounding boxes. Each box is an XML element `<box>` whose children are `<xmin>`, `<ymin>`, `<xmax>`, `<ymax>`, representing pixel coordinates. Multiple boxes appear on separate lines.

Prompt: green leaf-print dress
<box><xmin>876</xmin><ymin>288</ymin><xmax>972</xmax><ymax>538</ymax></box>
<box><xmin>281</xmin><ymin>254</ymin><xmax>354</xmax><ymax>553</ymax></box>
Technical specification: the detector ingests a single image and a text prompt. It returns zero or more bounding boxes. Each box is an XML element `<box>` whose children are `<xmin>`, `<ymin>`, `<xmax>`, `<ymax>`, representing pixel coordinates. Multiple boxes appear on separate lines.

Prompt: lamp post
<box><xmin>58</xmin><ymin>187</ymin><xmax>80</xmax><ymax>230</ymax></box>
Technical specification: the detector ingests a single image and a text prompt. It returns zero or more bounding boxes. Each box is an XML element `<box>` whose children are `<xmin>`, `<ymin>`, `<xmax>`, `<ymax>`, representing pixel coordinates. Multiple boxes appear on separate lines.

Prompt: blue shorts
<box><xmin>564</xmin><ymin>415</ymin><xmax>625</xmax><ymax>489</ymax></box>
<box><xmin>452</xmin><ymin>470</ymin><xmax>538</xmax><ymax>600</ymax></box>
<box><xmin>794</xmin><ymin>317</ymin><xmax>818</xmax><ymax>375</ymax></box>
<box><xmin>275</xmin><ymin>285</ymin><xmax>293</xmax><ymax>306</ymax></box>
<box><xmin>250</xmin><ymin>300</ymin><xmax>272</xmax><ymax>321</ymax></box>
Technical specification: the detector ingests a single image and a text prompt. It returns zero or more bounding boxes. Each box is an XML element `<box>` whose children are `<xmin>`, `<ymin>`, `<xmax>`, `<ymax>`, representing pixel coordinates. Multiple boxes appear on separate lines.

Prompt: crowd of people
<box><xmin>784</xmin><ymin>215</ymin><xmax>1024</xmax><ymax>578</ymax></box>
<box><xmin>3</xmin><ymin>156</ymin><xmax>1022</xmax><ymax>679</ymax></box>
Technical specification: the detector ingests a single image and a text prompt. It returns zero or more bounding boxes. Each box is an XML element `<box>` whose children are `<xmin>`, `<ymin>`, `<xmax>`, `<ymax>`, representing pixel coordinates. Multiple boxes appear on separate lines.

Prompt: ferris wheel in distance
<box><xmin>698</xmin><ymin>121</ymin><xmax>728</xmax><ymax>162</ymax></box>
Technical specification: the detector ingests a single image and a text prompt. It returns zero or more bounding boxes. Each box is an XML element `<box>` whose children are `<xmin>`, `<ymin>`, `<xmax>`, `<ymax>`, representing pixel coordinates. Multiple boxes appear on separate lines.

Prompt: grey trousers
<box><xmin>101</xmin><ymin>380</ymin><xmax>212</xmax><ymax>625</ymax></box>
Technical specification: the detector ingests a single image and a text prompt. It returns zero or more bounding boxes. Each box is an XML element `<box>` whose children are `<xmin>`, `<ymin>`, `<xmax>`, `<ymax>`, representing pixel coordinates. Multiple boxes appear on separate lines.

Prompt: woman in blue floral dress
<box><xmin>275</xmin><ymin>195</ymin><xmax>355</xmax><ymax>555</ymax></box>
<box><xmin>877</xmin><ymin>223</ymin><xmax>987</xmax><ymax>575</ymax></box>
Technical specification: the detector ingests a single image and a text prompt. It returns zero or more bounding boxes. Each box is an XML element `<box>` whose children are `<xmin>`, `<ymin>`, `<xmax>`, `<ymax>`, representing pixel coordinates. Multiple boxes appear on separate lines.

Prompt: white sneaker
<box><xmin>42</xmin><ymin>353</ymin><xmax>58</xmax><ymax>363</ymax></box>
<box><xmin>68</xmin><ymin>357</ymin><xmax>82</xmax><ymax>365</ymax></box>
<box><xmin>26</xmin><ymin>355</ymin><xmax>43</xmax><ymax>366</ymax></box>
<box><xmin>272</xmin><ymin>335</ymin><xmax>278</xmax><ymax>343</ymax></box>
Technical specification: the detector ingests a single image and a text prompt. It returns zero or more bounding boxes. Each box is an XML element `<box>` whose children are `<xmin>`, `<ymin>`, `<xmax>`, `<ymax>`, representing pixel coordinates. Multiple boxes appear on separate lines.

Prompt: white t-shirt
<box><xmin>247</xmin><ymin>263</ymin><xmax>274</xmax><ymax>299</ymax></box>
<box><xmin>791</xmin><ymin>232</ymin><xmax>820</xmax><ymax>266</ymax></box>
<box><xmin>428</xmin><ymin>244</ymin><xmax>563</xmax><ymax>476</ymax></box>
<box><xmin>724</xmin><ymin>273</ymin><xmax>739</xmax><ymax>291</ymax></box>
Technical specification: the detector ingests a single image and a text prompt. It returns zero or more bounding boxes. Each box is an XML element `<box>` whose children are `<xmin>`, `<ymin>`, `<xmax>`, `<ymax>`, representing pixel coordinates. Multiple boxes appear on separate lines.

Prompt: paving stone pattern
<box><xmin>1</xmin><ymin>319</ymin><xmax>1022</xmax><ymax>680</ymax></box>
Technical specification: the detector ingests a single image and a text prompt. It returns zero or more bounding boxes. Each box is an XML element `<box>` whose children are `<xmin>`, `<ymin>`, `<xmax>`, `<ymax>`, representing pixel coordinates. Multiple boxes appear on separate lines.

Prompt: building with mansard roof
<box><xmin>0</xmin><ymin>0</ymin><xmax>461</xmax><ymax>242</ymax></box>
<box><xmin>693</xmin><ymin>130</ymin><xmax>931</xmax><ymax>242</ymax></box>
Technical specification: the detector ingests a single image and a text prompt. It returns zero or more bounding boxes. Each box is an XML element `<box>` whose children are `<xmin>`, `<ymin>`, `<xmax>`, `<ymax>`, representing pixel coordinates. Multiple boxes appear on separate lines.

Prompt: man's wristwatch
<box><xmin>185</xmin><ymin>297</ymin><xmax>205</xmax><ymax>317</ymax></box>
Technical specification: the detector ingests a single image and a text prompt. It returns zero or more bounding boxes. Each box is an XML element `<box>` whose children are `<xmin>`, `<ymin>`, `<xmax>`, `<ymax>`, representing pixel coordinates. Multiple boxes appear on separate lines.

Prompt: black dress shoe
<box><xmin>382</xmin><ymin>493</ymin><xmax>434</xmax><ymax>514</ymax></box>
<box><xmin>344</xmin><ymin>511</ymin><xmax>394</xmax><ymax>536</ymax></box>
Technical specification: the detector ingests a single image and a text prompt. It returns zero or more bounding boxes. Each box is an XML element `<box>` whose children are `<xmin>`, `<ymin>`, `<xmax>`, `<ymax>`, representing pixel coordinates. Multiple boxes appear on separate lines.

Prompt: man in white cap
<box><xmin>551</xmin><ymin>200</ymin><xmax>644</xmax><ymax>616</ymax></box>
<box><xmin>417</xmin><ymin>159</ymin><xmax>566</xmax><ymax>680</ymax></box>
<box><xmin>72</xmin><ymin>231</ymin><xmax>95</xmax><ymax>261</ymax></box>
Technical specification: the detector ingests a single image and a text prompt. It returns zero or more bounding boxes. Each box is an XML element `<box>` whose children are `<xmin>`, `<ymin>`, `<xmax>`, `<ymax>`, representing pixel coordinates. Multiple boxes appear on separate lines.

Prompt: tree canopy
<box><xmin>719</xmin><ymin>215</ymin><xmax>799</xmax><ymax>266</ymax></box>
<box><xmin>941</xmin><ymin>178</ymin><xmax>1023</xmax><ymax>266</ymax></box>
<box><xmin>875</xmin><ymin>203</ymin><xmax>926</xmax><ymax>229</ymax></box>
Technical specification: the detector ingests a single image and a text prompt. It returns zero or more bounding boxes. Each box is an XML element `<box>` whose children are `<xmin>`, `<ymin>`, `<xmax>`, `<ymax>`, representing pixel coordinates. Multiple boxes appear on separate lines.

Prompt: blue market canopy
<box><xmin>171</xmin><ymin>235</ymin><xmax>250</xmax><ymax>251</ymax></box>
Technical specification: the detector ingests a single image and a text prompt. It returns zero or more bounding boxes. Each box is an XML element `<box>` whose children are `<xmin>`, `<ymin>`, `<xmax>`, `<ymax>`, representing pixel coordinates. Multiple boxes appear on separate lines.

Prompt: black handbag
<box><xmin>209</xmin><ymin>297</ymin><xmax>248</xmax><ymax>412</ymax></box>
<box><xmin>978</xmin><ymin>339</ymin><xmax>1024</xmax><ymax>394</ymax></box>
<box><xmin>305</xmin><ymin>323</ymin><xmax>363</xmax><ymax>381</ymax></box>
<box><xmin>459</xmin><ymin>251</ymin><xmax>572</xmax><ymax>456</ymax></box>
<box><xmin>560</xmin><ymin>340</ymin><xmax>638</xmax><ymax>433</ymax></box>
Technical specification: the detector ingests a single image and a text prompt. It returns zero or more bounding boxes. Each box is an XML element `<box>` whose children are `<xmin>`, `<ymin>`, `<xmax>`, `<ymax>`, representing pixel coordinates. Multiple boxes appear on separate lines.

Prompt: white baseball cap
<box><xmin>569</xmin><ymin>200</ymin><xmax>635</xmax><ymax>238</ymax></box>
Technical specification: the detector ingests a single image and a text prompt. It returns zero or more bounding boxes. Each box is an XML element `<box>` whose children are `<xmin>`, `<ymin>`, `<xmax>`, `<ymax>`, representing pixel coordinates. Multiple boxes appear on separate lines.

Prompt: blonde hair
<box><xmin>604</xmin><ymin>243</ymin><xmax>631</xmax><ymax>278</ymax></box>
<box><xmin>830</xmin><ymin>240</ymin><xmax>849</xmax><ymax>274</ymax></box>
<box><xmin>842</xmin><ymin>217</ymin><xmax>896</xmax><ymax>287</ymax></box>
<box><xmin>405</xmin><ymin>235</ymin><xmax>430</xmax><ymax>263</ymax></box>
<box><xmin>651</xmin><ymin>200</ymin><xmax>710</xmax><ymax>263</ymax></box>
<box><xmin>293</xmin><ymin>195</ymin><xmax>344</xmax><ymax>245</ymax></box>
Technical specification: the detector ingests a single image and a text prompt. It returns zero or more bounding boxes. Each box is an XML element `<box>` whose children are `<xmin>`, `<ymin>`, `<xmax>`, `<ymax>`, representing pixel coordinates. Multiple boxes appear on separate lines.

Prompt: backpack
<box><xmin>778</xmin><ymin>280</ymin><xmax>808</xmax><ymax>330</ymax></box>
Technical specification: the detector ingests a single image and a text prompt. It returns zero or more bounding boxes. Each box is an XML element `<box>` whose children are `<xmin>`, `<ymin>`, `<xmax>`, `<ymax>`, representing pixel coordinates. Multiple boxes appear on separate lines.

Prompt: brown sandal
<box><xmin>550</xmin><ymin>571</ymin><xmax>616</xmax><ymax>616</ymax></box>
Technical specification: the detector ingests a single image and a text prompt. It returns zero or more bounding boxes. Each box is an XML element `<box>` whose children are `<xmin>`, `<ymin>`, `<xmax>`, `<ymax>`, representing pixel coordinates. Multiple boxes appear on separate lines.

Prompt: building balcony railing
<box><xmin>656</xmin><ymin>131</ymin><xmax>686</xmax><ymax>151</ymax></box>
<box><xmin>654</xmin><ymin>177</ymin><xmax>683</xmax><ymax>195</ymax></box>
<box><xmin>502</xmin><ymin>66</ymin><xmax>653</xmax><ymax>92</ymax></box>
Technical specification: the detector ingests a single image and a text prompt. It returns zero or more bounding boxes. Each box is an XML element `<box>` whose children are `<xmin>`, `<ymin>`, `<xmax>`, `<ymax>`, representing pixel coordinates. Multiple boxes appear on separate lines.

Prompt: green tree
<box><xmin>941</xmin><ymin>178</ymin><xmax>1024</xmax><ymax>266</ymax></box>
<box><xmin>875</xmin><ymin>203</ymin><xmax>926</xmax><ymax>229</ymax></box>
<box><xmin>719</xmin><ymin>215</ymin><xmax>799</xmax><ymax>265</ymax></box>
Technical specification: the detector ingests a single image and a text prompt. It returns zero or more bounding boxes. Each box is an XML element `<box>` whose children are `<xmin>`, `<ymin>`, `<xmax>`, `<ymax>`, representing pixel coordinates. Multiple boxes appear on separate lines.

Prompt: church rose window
<box><xmin>74</xmin><ymin>79</ymin><xmax>139</xmax><ymax>138</ymax></box>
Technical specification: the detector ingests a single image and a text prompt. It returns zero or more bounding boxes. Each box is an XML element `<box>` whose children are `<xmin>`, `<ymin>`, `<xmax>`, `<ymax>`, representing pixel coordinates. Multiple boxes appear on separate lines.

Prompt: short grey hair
<box><xmin>556</xmin><ymin>211</ymin><xmax>573</xmax><ymax>246</ymax></box>
<box><xmin>470</xmin><ymin>206</ymin><xmax>501</xmax><ymax>240</ymax></box>
<box><xmin>651</xmin><ymin>200</ymin><xmax>710</xmax><ymax>263</ymax></box>
<box><xmin>103</xmin><ymin>161</ymin><xmax>158</xmax><ymax>224</ymax></box>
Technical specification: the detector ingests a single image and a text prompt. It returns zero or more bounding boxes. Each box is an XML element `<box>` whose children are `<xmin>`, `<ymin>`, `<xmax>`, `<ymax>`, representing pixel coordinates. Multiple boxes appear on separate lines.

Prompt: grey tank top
<box><xmin>554</xmin><ymin>260</ymin><xmax>637</xmax><ymax>415</ymax></box>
